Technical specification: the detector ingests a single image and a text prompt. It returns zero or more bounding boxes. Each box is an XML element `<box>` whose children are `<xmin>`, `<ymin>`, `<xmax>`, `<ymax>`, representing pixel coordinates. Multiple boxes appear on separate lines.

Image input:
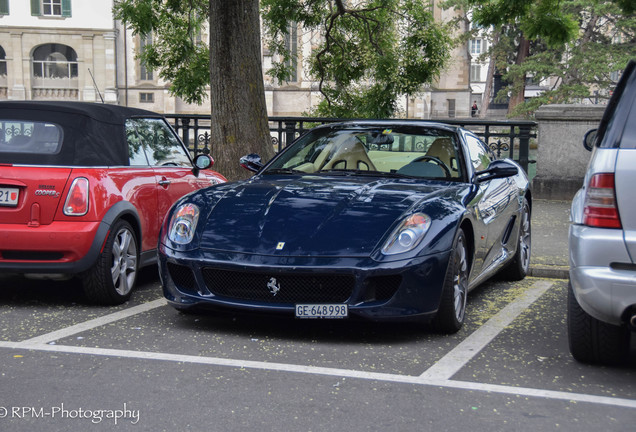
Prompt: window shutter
<box><xmin>62</xmin><ymin>0</ymin><xmax>71</xmax><ymax>17</ymax></box>
<box><xmin>31</xmin><ymin>0</ymin><xmax>41</xmax><ymax>16</ymax></box>
<box><xmin>0</xmin><ymin>0</ymin><xmax>9</xmax><ymax>15</ymax></box>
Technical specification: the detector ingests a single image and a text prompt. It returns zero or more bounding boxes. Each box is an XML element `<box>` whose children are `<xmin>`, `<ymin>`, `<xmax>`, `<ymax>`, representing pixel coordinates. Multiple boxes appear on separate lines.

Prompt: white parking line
<box><xmin>419</xmin><ymin>279</ymin><xmax>554</xmax><ymax>381</ymax></box>
<box><xmin>1</xmin><ymin>341</ymin><xmax>635</xmax><ymax>409</ymax></box>
<box><xmin>1</xmin><ymin>280</ymin><xmax>635</xmax><ymax>410</ymax></box>
<box><xmin>20</xmin><ymin>298</ymin><xmax>166</xmax><ymax>345</ymax></box>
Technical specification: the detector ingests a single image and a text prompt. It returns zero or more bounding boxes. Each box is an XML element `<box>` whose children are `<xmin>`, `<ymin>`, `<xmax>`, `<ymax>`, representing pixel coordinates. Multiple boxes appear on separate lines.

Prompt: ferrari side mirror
<box><xmin>476</xmin><ymin>160</ymin><xmax>518</xmax><ymax>182</ymax></box>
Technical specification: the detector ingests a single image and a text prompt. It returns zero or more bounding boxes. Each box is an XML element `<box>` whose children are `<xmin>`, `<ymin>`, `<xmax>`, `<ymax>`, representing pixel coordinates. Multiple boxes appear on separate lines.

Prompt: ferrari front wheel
<box><xmin>433</xmin><ymin>228</ymin><xmax>469</xmax><ymax>334</ymax></box>
<box><xmin>82</xmin><ymin>220</ymin><xmax>138</xmax><ymax>305</ymax></box>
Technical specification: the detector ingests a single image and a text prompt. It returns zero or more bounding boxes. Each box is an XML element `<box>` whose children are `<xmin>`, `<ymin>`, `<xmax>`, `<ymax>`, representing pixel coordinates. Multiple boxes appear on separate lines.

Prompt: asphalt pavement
<box><xmin>529</xmin><ymin>199</ymin><xmax>571</xmax><ymax>279</ymax></box>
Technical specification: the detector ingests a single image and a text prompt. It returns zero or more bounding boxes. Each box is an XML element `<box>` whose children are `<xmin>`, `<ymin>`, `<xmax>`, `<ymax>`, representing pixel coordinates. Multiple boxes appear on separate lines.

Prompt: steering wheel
<box><xmin>410</xmin><ymin>155</ymin><xmax>451</xmax><ymax>178</ymax></box>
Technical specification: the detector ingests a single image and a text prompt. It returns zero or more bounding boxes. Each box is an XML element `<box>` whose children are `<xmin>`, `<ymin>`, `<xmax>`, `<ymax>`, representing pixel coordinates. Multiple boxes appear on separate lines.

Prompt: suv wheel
<box><xmin>82</xmin><ymin>220</ymin><xmax>138</xmax><ymax>305</ymax></box>
<box><xmin>567</xmin><ymin>282</ymin><xmax>630</xmax><ymax>365</ymax></box>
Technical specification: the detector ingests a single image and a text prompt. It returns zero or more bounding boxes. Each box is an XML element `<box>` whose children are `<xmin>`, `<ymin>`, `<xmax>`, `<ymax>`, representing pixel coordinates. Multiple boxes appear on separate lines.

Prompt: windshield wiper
<box><xmin>263</xmin><ymin>168</ymin><xmax>304</xmax><ymax>175</ymax></box>
<box><xmin>317</xmin><ymin>169</ymin><xmax>403</xmax><ymax>177</ymax></box>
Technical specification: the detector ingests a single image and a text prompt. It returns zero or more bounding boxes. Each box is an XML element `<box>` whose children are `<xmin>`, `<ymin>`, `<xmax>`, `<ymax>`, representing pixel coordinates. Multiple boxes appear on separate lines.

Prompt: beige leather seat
<box><xmin>426</xmin><ymin>137</ymin><xmax>454</xmax><ymax>171</ymax></box>
<box><xmin>321</xmin><ymin>138</ymin><xmax>377</xmax><ymax>171</ymax></box>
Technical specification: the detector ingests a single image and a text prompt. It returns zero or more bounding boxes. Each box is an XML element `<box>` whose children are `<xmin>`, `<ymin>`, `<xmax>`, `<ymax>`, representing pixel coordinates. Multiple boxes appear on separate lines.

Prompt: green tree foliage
<box><xmin>459</xmin><ymin>0</ymin><xmax>579</xmax><ymax>115</ymax></box>
<box><xmin>114</xmin><ymin>0</ymin><xmax>210</xmax><ymax>105</ymax></box>
<box><xmin>454</xmin><ymin>0</ymin><xmax>634</xmax><ymax>118</ymax></box>
<box><xmin>469</xmin><ymin>0</ymin><xmax>579</xmax><ymax>47</ymax></box>
<box><xmin>508</xmin><ymin>0</ymin><xmax>635</xmax><ymax>117</ymax></box>
<box><xmin>262</xmin><ymin>0</ymin><xmax>454</xmax><ymax>118</ymax></box>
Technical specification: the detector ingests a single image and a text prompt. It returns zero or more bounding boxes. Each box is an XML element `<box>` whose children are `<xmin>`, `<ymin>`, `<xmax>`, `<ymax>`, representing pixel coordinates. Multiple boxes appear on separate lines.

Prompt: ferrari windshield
<box><xmin>266</xmin><ymin>126</ymin><xmax>464</xmax><ymax>180</ymax></box>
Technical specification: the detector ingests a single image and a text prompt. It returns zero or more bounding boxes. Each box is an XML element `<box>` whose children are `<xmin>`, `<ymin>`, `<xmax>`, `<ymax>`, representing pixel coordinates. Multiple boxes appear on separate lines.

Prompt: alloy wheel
<box><xmin>110</xmin><ymin>227</ymin><xmax>138</xmax><ymax>296</ymax></box>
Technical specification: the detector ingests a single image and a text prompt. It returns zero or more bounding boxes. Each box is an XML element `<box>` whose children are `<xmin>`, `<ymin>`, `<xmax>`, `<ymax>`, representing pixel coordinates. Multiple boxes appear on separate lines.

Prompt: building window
<box><xmin>32</xmin><ymin>44</ymin><xmax>78</xmax><ymax>81</ymax></box>
<box><xmin>139</xmin><ymin>34</ymin><xmax>153</xmax><ymax>81</ymax></box>
<box><xmin>470</xmin><ymin>64</ymin><xmax>482</xmax><ymax>82</ymax></box>
<box><xmin>470</xmin><ymin>39</ymin><xmax>482</xmax><ymax>55</ymax></box>
<box><xmin>31</xmin><ymin>0</ymin><xmax>71</xmax><ymax>17</ymax></box>
<box><xmin>284</xmin><ymin>24</ymin><xmax>298</xmax><ymax>82</ymax></box>
<box><xmin>0</xmin><ymin>46</ymin><xmax>6</xmax><ymax>78</ymax></box>
<box><xmin>43</xmin><ymin>0</ymin><xmax>61</xmax><ymax>16</ymax></box>
<box><xmin>447</xmin><ymin>99</ymin><xmax>456</xmax><ymax>118</ymax></box>
<box><xmin>0</xmin><ymin>0</ymin><xmax>9</xmax><ymax>15</ymax></box>
<box><xmin>139</xmin><ymin>93</ymin><xmax>154</xmax><ymax>103</ymax></box>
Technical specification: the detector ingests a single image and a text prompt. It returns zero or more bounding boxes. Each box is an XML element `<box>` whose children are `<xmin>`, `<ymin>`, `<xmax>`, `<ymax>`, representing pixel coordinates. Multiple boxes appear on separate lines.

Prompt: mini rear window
<box><xmin>0</xmin><ymin>120</ymin><xmax>63</xmax><ymax>155</ymax></box>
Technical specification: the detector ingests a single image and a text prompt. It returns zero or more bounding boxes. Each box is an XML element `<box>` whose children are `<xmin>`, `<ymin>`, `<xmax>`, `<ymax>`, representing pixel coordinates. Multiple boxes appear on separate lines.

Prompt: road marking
<box><xmin>1</xmin><ymin>280</ymin><xmax>634</xmax><ymax>409</ymax></box>
<box><xmin>419</xmin><ymin>279</ymin><xmax>555</xmax><ymax>381</ymax></box>
<box><xmin>20</xmin><ymin>298</ymin><xmax>166</xmax><ymax>345</ymax></box>
<box><xmin>1</xmin><ymin>341</ymin><xmax>634</xmax><ymax>409</ymax></box>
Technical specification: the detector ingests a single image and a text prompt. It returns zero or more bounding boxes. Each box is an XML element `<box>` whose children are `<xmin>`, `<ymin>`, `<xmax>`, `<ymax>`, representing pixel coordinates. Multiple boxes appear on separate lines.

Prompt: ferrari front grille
<box><xmin>201</xmin><ymin>268</ymin><xmax>354</xmax><ymax>304</ymax></box>
<box><xmin>167</xmin><ymin>262</ymin><xmax>197</xmax><ymax>294</ymax></box>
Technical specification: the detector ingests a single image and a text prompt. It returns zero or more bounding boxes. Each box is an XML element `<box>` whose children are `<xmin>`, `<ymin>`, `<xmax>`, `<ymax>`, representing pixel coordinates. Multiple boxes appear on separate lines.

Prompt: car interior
<box><xmin>280</xmin><ymin>131</ymin><xmax>461</xmax><ymax>180</ymax></box>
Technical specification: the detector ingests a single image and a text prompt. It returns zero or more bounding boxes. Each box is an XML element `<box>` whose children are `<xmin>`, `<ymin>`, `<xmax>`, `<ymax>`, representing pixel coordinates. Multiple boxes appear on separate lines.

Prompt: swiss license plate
<box><xmin>0</xmin><ymin>187</ymin><xmax>19</xmax><ymax>207</ymax></box>
<box><xmin>295</xmin><ymin>304</ymin><xmax>348</xmax><ymax>319</ymax></box>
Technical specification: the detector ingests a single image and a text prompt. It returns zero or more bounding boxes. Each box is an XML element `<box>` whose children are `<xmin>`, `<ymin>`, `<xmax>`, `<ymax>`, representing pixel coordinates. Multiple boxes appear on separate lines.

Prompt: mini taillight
<box><xmin>63</xmin><ymin>178</ymin><xmax>89</xmax><ymax>216</ymax></box>
<box><xmin>583</xmin><ymin>173</ymin><xmax>621</xmax><ymax>228</ymax></box>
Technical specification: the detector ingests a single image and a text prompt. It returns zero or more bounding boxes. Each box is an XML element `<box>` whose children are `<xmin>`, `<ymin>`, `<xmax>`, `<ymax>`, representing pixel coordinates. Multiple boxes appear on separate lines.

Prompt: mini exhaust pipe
<box><xmin>631</xmin><ymin>314</ymin><xmax>636</xmax><ymax>329</ymax></box>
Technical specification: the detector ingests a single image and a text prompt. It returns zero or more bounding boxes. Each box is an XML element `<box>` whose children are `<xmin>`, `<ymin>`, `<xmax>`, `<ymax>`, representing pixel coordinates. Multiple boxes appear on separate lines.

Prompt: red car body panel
<box><xmin>0</xmin><ymin>102</ymin><xmax>226</xmax><ymax>277</ymax></box>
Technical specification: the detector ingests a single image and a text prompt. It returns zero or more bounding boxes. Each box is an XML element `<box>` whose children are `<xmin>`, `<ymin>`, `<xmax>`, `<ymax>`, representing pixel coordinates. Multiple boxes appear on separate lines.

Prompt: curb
<box><xmin>528</xmin><ymin>266</ymin><xmax>569</xmax><ymax>280</ymax></box>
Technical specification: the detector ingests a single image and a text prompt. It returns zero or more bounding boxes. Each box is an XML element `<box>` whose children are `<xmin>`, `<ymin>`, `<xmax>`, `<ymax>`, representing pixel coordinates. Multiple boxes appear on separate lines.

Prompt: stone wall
<box><xmin>533</xmin><ymin>104</ymin><xmax>606</xmax><ymax>200</ymax></box>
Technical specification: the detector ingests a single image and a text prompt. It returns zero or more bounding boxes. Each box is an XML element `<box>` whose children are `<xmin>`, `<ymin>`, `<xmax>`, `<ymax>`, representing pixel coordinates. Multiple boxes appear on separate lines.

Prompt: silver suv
<box><xmin>568</xmin><ymin>60</ymin><xmax>636</xmax><ymax>365</ymax></box>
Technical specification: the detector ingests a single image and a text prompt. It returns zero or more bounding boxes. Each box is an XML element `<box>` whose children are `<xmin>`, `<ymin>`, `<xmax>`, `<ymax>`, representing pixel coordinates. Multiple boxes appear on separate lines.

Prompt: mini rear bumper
<box><xmin>0</xmin><ymin>220</ymin><xmax>109</xmax><ymax>274</ymax></box>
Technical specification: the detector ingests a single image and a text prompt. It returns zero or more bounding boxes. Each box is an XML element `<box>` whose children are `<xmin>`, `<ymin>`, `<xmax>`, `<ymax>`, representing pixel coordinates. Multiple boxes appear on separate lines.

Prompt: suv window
<box><xmin>0</xmin><ymin>121</ymin><xmax>62</xmax><ymax>155</ymax></box>
<box><xmin>126</xmin><ymin>118</ymin><xmax>192</xmax><ymax>167</ymax></box>
<box><xmin>619</xmin><ymin>99</ymin><xmax>636</xmax><ymax>149</ymax></box>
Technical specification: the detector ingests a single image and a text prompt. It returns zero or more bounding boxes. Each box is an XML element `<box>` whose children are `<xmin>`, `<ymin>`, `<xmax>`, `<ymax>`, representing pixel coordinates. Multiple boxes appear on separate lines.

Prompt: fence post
<box><xmin>284</xmin><ymin>120</ymin><xmax>297</xmax><ymax>149</ymax></box>
<box><xmin>518</xmin><ymin>124</ymin><xmax>531</xmax><ymax>174</ymax></box>
<box><xmin>181</xmin><ymin>118</ymin><xmax>191</xmax><ymax>155</ymax></box>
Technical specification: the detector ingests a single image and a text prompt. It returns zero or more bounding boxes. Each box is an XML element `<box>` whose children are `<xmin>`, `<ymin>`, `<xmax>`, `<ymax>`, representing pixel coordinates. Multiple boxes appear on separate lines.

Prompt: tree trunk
<box><xmin>479</xmin><ymin>31</ymin><xmax>500</xmax><ymax>119</ymax></box>
<box><xmin>507</xmin><ymin>36</ymin><xmax>530</xmax><ymax>116</ymax></box>
<box><xmin>209</xmin><ymin>0</ymin><xmax>275</xmax><ymax>181</ymax></box>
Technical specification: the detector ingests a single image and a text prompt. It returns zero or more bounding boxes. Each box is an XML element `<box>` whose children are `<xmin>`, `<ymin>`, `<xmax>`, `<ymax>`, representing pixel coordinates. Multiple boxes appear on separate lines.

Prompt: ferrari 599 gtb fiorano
<box><xmin>159</xmin><ymin>121</ymin><xmax>531</xmax><ymax>333</ymax></box>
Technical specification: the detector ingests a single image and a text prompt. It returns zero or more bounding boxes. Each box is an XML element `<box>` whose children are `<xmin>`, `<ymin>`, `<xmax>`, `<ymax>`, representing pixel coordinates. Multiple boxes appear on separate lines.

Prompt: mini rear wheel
<box><xmin>82</xmin><ymin>220</ymin><xmax>138</xmax><ymax>305</ymax></box>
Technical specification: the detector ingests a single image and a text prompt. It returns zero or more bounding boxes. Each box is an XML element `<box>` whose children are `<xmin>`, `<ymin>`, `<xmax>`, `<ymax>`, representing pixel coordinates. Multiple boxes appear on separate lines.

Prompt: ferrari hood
<box><xmin>197</xmin><ymin>175</ymin><xmax>467</xmax><ymax>256</ymax></box>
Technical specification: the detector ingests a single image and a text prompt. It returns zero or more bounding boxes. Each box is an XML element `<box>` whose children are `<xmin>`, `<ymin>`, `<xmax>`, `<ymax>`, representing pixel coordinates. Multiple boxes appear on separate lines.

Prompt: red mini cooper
<box><xmin>0</xmin><ymin>101</ymin><xmax>226</xmax><ymax>304</ymax></box>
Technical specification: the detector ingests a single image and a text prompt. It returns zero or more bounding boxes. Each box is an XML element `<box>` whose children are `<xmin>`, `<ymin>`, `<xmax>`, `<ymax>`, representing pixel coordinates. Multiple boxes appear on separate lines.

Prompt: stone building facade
<box><xmin>1</xmin><ymin>0</ymin><xmax>477</xmax><ymax>119</ymax></box>
<box><xmin>0</xmin><ymin>0</ymin><xmax>117</xmax><ymax>103</ymax></box>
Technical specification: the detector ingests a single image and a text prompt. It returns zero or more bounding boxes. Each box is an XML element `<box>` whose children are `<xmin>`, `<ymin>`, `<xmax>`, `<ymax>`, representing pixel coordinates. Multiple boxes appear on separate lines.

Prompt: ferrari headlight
<box><xmin>168</xmin><ymin>203</ymin><xmax>200</xmax><ymax>245</ymax></box>
<box><xmin>382</xmin><ymin>213</ymin><xmax>432</xmax><ymax>255</ymax></box>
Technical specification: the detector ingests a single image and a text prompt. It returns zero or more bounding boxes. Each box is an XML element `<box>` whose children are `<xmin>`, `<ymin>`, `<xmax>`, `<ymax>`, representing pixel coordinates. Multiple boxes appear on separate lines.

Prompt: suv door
<box><xmin>612</xmin><ymin>66</ymin><xmax>636</xmax><ymax>261</ymax></box>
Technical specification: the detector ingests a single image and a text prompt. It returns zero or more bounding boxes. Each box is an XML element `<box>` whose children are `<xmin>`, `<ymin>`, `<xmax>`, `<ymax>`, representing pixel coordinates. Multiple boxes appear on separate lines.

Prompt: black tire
<box><xmin>82</xmin><ymin>220</ymin><xmax>138</xmax><ymax>305</ymax></box>
<box><xmin>433</xmin><ymin>229</ymin><xmax>470</xmax><ymax>334</ymax></box>
<box><xmin>500</xmin><ymin>197</ymin><xmax>531</xmax><ymax>281</ymax></box>
<box><xmin>567</xmin><ymin>282</ymin><xmax>630</xmax><ymax>365</ymax></box>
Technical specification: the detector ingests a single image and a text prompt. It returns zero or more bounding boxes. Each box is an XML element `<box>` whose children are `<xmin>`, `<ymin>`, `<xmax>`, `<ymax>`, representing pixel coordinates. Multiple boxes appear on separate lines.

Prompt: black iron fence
<box><xmin>165</xmin><ymin>115</ymin><xmax>537</xmax><ymax>173</ymax></box>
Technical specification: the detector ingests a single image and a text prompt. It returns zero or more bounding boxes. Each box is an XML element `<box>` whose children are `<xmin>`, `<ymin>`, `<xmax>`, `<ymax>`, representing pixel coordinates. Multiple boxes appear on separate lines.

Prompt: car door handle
<box><xmin>158</xmin><ymin>179</ymin><xmax>171</xmax><ymax>187</ymax></box>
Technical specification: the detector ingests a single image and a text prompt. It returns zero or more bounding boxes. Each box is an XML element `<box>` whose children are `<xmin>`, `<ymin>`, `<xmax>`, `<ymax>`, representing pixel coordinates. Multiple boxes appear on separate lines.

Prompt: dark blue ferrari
<box><xmin>158</xmin><ymin>121</ymin><xmax>531</xmax><ymax>333</ymax></box>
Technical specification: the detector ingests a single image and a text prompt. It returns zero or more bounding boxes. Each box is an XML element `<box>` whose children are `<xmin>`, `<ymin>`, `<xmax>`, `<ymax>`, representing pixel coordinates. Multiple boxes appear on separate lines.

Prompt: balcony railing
<box><xmin>165</xmin><ymin>115</ymin><xmax>537</xmax><ymax>174</ymax></box>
